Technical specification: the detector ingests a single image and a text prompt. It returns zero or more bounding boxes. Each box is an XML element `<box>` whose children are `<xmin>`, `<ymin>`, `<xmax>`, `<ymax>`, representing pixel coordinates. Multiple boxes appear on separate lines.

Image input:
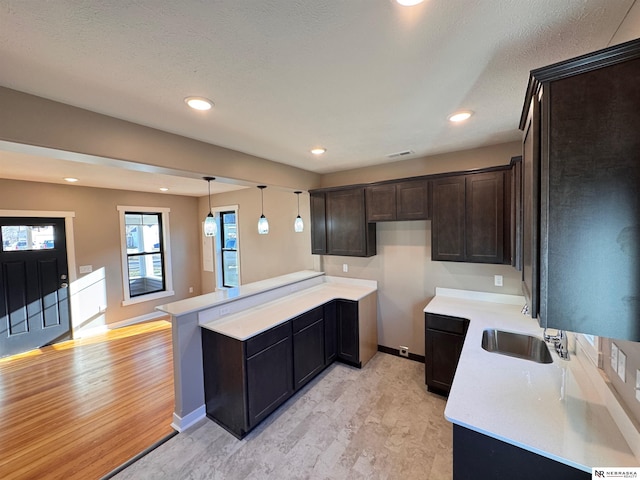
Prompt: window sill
<box><xmin>122</xmin><ymin>290</ymin><xmax>175</xmax><ymax>307</ymax></box>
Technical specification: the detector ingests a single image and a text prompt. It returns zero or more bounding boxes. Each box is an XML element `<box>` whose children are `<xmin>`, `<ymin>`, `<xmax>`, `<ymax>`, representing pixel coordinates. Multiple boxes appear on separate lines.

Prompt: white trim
<box><xmin>74</xmin><ymin>310</ymin><xmax>169</xmax><ymax>338</ymax></box>
<box><xmin>212</xmin><ymin>204</ymin><xmax>241</xmax><ymax>288</ymax></box>
<box><xmin>117</xmin><ymin>206</ymin><xmax>174</xmax><ymax>306</ymax></box>
<box><xmin>0</xmin><ymin>209</ymin><xmax>77</xmax><ymax>282</ymax></box>
<box><xmin>171</xmin><ymin>405</ymin><xmax>206</xmax><ymax>432</ymax></box>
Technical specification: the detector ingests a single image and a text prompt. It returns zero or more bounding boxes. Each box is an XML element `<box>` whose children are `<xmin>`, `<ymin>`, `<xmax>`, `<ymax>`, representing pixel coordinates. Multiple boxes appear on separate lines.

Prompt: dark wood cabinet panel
<box><xmin>247</xmin><ymin>334</ymin><xmax>293</xmax><ymax>428</ymax></box>
<box><xmin>396</xmin><ymin>179</ymin><xmax>430</xmax><ymax>220</ymax></box>
<box><xmin>366</xmin><ymin>184</ymin><xmax>396</xmax><ymax>222</ymax></box>
<box><xmin>520</xmin><ymin>38</ymin><xmax>640</xmax><ymax>340</ymax></box>
<box><xmin>310</xmin><ymin>192</ymin><xmax>327</xmax><ymax>255</ymax></box>
<box><xmin>466</xmin><ymin>171</ymin><xmax>505</xmax><ymax>264</ymax></box>
<box><xmin>366</xmin><ymin>179</ymin><xmax>430</xmax><ymax>222</ymax></box>
<box><xmin>425</xmin><ymin>313</ymin><xmax>468</xmax><ymax>396</ymax></box>
<box><xmin>431</xmin><ymin>176</ymin><xmax>466</xmax><ymax>262</ymax></box>
<box><xmin>510</xmin><ymin>156</ymin><xmax>523</xmax><ymax>271</ymax></box>
<box><xmin>453</xmin><ymin>425</ymin><xmax>590</xmax><ymax>480</ymax></box>
<box><xmin>324</xmin><ymin>301</ymin><xmax>337</xmax><ymax>365</ymax></box>
<box><xmin>432</xmin><ymin>170</ymin><xmax>508</xmax><ymax>264</ymax></box>
<box><xmin>337</xmin><ymin>300</ymin><xmax>360</xmax><ymax>367</ymax></box>
<box><xmin>292</xmin><ymin>308</ymin><xmax>325</xmax><ymax>391</ymax></box>
<box><xmin>325</xmin><ymin>187</ymin><xmax>376</xmax><ymax>257</ymax></box>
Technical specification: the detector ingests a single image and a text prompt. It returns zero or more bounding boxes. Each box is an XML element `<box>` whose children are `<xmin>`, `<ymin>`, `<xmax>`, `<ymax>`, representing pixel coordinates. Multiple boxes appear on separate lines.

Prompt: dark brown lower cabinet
<box><xmin>202</xmin><ymin>300</ymin><xmax>363</xmax><ymax>438</ymax></box>
<box><xmin>453</xmin><ymin>425</ymin><xmax>590</xmax><ymax>480</ymax></box>
<box><xmin>292</xmin><ymin>306</ymin><xmax>325</xmax><ymax>391</ymax></box>
<box><xmin>425</xmin><ymin>313</ymin><xmax>469</xmax><ymax>396</ymax></box>
<box><xmin>336</xmin><ymin>300</ymin><xmax>360</xmax><ymax>367</ymax></box>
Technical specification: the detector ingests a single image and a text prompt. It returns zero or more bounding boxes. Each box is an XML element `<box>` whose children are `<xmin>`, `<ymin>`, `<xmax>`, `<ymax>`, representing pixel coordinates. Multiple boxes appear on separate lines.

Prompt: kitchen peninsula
<box><xmin>157</xmin><ymin>271</ymin><xmax>377</xmax><ymax>433</ymax></box>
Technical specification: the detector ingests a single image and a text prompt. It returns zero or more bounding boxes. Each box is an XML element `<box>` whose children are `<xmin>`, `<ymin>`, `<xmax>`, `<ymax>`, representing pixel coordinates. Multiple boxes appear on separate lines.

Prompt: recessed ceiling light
<box><xmin>64</xmin><ymin>177</ymin><xmax>79</xmax><ymax>183</ymax></box>
<box><xmin>396</xmin><ymin>0</ymin><xmax>424</xmax><ymax>5</ymax></box>
<box><xmin>448</xmin><ymin>111</ymin><xmax>473</xmax><ymax>123</ymax></box>
<box><xmin>184</xmin><ymin>96</ymin><xmax>213</xmax><ymax>111</ymax></box>
<box><xmin>159</xmin><ymin>187</ymin><xmax>169</xmax><ymax>192</ymax></box>
<box><xmin>311</xmin><ymin>147</ymin><xmax>327</xmax><ymax>155</ymax></box>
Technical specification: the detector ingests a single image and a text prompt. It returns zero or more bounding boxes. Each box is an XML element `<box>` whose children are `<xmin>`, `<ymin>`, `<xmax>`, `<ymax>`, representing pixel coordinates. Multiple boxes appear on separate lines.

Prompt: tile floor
<box><xmin>114</xmin><ymin>352</ymin><xmax>452</xmax><ymax>479</ymax></box>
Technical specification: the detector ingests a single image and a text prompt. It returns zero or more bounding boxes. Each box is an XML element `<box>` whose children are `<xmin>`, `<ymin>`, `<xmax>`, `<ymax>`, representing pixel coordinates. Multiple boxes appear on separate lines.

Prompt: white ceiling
<box><xmin>0</xmin><ymin>0</ymin><xmax>638</xmax><ymax>195</ymax></box>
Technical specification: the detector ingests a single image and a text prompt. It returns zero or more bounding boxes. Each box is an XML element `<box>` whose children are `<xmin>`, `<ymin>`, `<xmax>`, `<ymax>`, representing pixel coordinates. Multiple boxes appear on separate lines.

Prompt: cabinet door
<box><xmin>522</xmin><ymin>96</ymin><xmax>541</xmax><ymax>319</ymax></box>
<box><xmin>431</xmin><ymin>176</ymin><xmax>466</xmax><ymax>261</ymax></box>
<box><xmin>396</xmin><ymin>179</ymin><xmax>430</xmax><ymax>220</ymax></box>
<box><xmin>510</xmin><ymin>156</ymin><xmax>523</xmax><ymax>271</ymax></box>
<box><xmin>246</xmin><ymin>335</ymin><xmax>293</xmax><ymax>428</ymax></box>
<box><xmin>336</xmin><ymin>300</ymin><xmax>359</xmax><ymax>367</ymax></box>
<box><xmin>425</xmin><ymin>328</ymin><xmax>464</xmax><ymax>395</ymax></box>
<box><xmin>324</xmin><ymin>301</ymin><xmax>337</xmax><ymax>365</ymax></box>
<box><xmin>310</xmin><ymin>192</ymin><xmax>327</xmax><ymax>254</ymax></box>
<box><xmin>326</xmin><ymin>188</ymin><xmax>376</xmax><ymax>257</ymax></box>
<box><xmin>465</xmin><ymin>171</ymin><xmax>504</xmax><ymax>264</ymax></box>
<box><xmin>293</xmin><ymin>318</ymin><xmax>325</xmax><ymax>391</ymax></box>
<box><xmin>366</xmin><ymin>184</ymin><xmax>396</xmax><ymax>222</ymax></box>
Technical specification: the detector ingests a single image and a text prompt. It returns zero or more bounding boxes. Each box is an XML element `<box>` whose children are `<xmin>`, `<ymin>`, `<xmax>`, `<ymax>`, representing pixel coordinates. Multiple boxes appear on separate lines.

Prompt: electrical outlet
<box><xmin>611</xmin><ymin>343</ymin><xmax>619</xmax><ymax>372</ymax></box>
<box><xmin>494</xmin><ymin>275</ymin><xmax>503</xmax><ymax>287</ymax></box>
<box><xmin>219</xmin><ymin>306</ymin><xmax>231</xmax><ymax>316</ymax></box>
<box><xmin>342</xmin><ymin>264</ymin><xmax>348</xmax><ymax>273</ymax></box>
<box><xmin>79</xmin><ymin>265</ymin><xmax>93</xmax><ymax>274</ymax></box>
<box><xmin>399</xmin><ymin>346</ymin><xmax>409</xmax><ymax>358</ymax></box>
<box><xmin>617</xmin><ymin>349</ymin><xmax>626</xmax><ymax>382</ymax></box>
<box><xmin>635</xmin><ymin>370</ymin><xmax>640</xmax><ymax>402</ymax></box>
<box><xmin>189</xmin><ymin>286</ymin><xmax>194</xmax><ymax>293</ymax></box>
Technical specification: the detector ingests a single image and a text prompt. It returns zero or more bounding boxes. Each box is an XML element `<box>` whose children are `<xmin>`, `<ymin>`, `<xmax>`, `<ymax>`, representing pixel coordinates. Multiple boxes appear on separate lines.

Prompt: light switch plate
<box><xmin>636</xmin><ymin>370</ymin><xmax>640</xmax><ymax>402</ymax></box>
<box><xmin>617</xmin><ymin>349</ymin><xmax>626</xmax><ymax>382</ymax></box>
<box><xmin>611</xmin><ymin>343</ymin><xmax>619</xmax><ymax>372</ymax></box>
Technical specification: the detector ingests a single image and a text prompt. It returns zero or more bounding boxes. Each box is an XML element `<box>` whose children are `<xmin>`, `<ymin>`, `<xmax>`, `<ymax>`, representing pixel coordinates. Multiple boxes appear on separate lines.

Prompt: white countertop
<box><xmin>425</xmin><ymin>288</ymin><xmax>639</xmax><ymax>472</ymax></box>
<box><xmin>200</xmin><ymin>279</ymin><xmax>377</xmax><ymax>341</ymax></box>
<box><xmin>156</xmin><ymin>270</ymin><xmax>325</xmax><ymax>317</ymax></box>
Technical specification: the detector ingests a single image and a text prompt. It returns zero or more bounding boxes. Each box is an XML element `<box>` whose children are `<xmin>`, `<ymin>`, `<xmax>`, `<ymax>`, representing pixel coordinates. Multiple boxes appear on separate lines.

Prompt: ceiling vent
<box><xmin>386</xmin><ymin>150</ymin><xmax>415</xmax><ymax>159</ymax></box>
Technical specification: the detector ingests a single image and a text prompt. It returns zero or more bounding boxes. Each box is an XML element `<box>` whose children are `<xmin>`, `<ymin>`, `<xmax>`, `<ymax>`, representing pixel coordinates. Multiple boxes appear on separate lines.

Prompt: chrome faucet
<box><xmin>544</xmin><ymin>328</ymin><xmax>570</xmax><ymax>360</ymax></box>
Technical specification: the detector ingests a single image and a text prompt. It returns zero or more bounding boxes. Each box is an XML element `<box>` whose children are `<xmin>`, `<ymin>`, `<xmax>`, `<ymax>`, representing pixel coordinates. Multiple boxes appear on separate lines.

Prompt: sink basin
<box><xmin>481</xmin><ymin>329</ymin><xmax>553</xmax><ymax>364</ymax></box>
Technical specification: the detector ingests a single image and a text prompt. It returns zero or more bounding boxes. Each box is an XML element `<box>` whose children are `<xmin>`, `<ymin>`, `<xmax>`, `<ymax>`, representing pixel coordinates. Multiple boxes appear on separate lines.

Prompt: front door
<box><xmin>0</xmin><ymin>217</ymin><xmax>71</xmax><ymax>358</ymax></box>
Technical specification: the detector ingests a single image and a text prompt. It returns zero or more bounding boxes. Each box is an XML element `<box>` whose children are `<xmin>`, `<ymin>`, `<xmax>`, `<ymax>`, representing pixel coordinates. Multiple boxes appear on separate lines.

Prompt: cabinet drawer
<box><xmin>425</xmin><ymin>313</ymin><xmax>468</xmax><ymax>335</ymax></box>
<box><xmin>291</xmin><ymin>306</ymin><xmax>324</xmax><ymax>333</ymax></box>
<box><xmin>246</xmin><ymin>322</ymin><xmax>291</xmax><ymax>358</ymax></box>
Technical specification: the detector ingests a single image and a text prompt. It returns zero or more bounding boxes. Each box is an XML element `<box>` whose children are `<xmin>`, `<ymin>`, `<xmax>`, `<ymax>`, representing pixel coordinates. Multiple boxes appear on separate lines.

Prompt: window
<box><xmin>118</xmin><ymin>206</ymin><xmax>174</xmax><ymax>305</ymax></box>
<box><xmin>220</xmin><ymin>211</ymin><xmax>239</xmax><ymax>287</ymax></box>
<box><xmin>208</xmin><ymin>205</ymin><xmax>241</xmax><ymax>289</ymax></box>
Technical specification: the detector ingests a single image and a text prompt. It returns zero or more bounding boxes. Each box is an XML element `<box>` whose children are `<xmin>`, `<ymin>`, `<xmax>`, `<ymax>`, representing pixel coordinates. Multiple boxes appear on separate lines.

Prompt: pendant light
<box><xmin>203</xmin><ymin>176</ymin><xmax>217</xmax><ymax>237</ymax></box>
<box><xmin>294</xmin><ymin>191</ymin><xmax>304</xmax><ymax>233</ymax></box>
<box><xmin>257</xmin><ymin>185</ymin><xmax>269</xmax><ymax>234</ymax></box>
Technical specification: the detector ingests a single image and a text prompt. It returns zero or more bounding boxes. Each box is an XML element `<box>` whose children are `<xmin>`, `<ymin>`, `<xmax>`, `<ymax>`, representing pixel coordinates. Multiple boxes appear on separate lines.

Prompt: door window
<box><xmin>1</xmin><ymin>225</ymin><xmax>55</xmax><ymax>252</ymax></box>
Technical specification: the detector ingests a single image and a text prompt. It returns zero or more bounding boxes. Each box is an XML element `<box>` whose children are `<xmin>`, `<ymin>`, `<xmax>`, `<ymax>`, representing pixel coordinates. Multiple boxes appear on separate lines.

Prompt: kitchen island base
<box><xmin>453</xmin><ymin>424</ymin><xmax>589</xmax><ymax>479</ymax></box>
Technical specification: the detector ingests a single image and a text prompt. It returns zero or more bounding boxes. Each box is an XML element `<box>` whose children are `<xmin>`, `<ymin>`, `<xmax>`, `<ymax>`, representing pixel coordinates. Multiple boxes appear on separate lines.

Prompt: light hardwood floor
<box><xmin>0</xmin><ymin>320</ymin><xmax>175</xmax><ymax>480</ymax></box>
<box><xmin>115</xmin><ymin>353</ymin><xmax>453</xmax><ymax>480</ymax></box>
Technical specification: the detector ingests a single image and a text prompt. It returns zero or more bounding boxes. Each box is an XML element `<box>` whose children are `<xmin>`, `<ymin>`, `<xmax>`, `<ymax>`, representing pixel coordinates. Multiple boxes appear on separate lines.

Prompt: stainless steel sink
<box><xmin>481</xmin><ymin>329</ymin><xmax>553</xmax><ymax>364</ymax></box>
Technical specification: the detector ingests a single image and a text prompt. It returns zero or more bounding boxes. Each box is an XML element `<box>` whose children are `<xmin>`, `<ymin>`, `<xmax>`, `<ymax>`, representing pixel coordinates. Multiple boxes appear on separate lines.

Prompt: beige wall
<box><xmin>320</xmin><ymin>141</ymin><xmax>521</xmax><ymax>187</ymax></box>
<box><xmin>0</xmin><ymin>178</ymin><xmax>200</xmax><ymax>332</ymax></box>
<box><xmin>318</xmin><ymin>141</ymin><xmax>524</xmax><ymax>357</ymax></box>
<box><xmin>200</xmin><ymin>187</ymin><xmax>317</xmax><ymax>292</ymax></box>
<box><xmin>0</xmin><ymin>87</ymin><xmax>321</xmax><ymax>192</ymax></box>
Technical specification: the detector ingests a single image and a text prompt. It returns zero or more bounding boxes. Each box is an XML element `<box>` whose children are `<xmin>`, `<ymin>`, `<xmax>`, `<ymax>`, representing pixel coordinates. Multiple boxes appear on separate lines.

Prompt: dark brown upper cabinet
<box><xmin>366</xmin><ymin>179</ymin><xmax>430</xmax><ymax>222</ymax></box>
<box><xmin>519</xmin><ymin>38</ymin><xmax>640</xmax><ymax>341</ymax></box>
<box><xmin>431</xmin><ymin>168</ymin><xmax>510</xmax><ymax>264</ymax></box>
<box><xmin>310</xmin><ymin>186</ymin><xmax>376</xmax><ymax>257</ymax></box>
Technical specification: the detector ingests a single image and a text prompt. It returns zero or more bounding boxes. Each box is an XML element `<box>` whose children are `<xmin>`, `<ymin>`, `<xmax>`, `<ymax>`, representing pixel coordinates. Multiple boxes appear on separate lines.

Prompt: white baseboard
<box><xmin>171</xmin><ymin>406</ymin><xmax>206</xmax><ymax>433</ymax></box>
<box><xmin>73</xmin><ymin>311</ymin><xmax>169</xmax><ymax>338</ymax></box>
